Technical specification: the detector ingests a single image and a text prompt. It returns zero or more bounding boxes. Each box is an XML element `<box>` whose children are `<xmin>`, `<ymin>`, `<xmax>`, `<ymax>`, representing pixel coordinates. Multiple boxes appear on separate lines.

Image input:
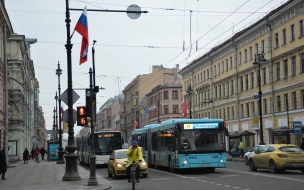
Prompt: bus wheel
<box><xmin>154</xmin><ymin>155</ymin><xmax>158</xmax><ymax>169</ymax></box>
<box><xmin>169</xmin><ymin>160</ymin><xmax>175</xmax><ymax>173</ymax></box>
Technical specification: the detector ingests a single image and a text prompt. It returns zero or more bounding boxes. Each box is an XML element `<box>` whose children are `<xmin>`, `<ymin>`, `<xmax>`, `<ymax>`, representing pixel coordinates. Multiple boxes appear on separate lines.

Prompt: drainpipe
<box><xmin>231</xmin><ymin>39</ymin><xmax>239</xmax><ymax>121</ymax></box>
<box><xmin>265</xmin><ymin>16</ymin><xmax>274</xmax><ymax>116</ymax></box>
<box><xmin>208</xmin><ymin>54</ymin><xmax>214</xmax><ymax>118</ymax></box>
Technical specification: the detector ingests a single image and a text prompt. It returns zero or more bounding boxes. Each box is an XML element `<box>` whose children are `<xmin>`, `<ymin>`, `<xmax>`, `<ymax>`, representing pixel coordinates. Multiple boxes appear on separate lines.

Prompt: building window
<box><xmin>172</xmin><ymin>91</ymin><xmax>178</xmax><ymax>99</ymax></box>
<box><xmin>301</xmin><ymin>90</ymin><xmax>304</xmax><ymax>108</ymax></box>
<box><xmin>244</xmin><ymin>49</ymin><xmax>247</xmax><ymax>62</ymax></box>
<box><xmin>232</xmin><ymin>106</ymin><xmax>234</xmax><ymax>119</ymax></box>
<box><xmin>223</xmin><ymin>84</ymin><xmax>225</xmax><ymax>97</ymax></box>
<box><xmin>261</xmin><ymin>40</ymin><xmax>264</xmax><ymax>52</ymax></box>
<box><xmin>292</xmin><ymin>56</ymin><xmax>296</xmax><ymax>76</ymax></box>
<box><xmin>219</xmin><ymin>109</ymin><xmax>222</xmax><ymax>118</ymax></box>
<box><xmin>239</xmin><ymin>52</ymin><xmax>242</xmax><ymax>64</ymax></box>
<box><xmin>219</xmin><ymin>85</ymin><xmax>221</xmax><ymax>98</ymax></box>
<box><xmin>214</xmin><ymin>65</ymin><xmax>217</xmax><ymax>76</ymax></box>
<box><xmin>223</xmin><ymin>108</ymin><xmax>225</xmax><ymax>120</ymax></box>
<box><xmin>241</xmin><ymin>104</ymin><xmax>244</xmax><ymax>118</ymax></box>
<box><xmin>284</xmin><ymin>59</ymin><xmax>288</xmax><ymax>78</ymax></box>
<box><xmin>251</xmin><ymin>102</ymin><xmax>255</xmax><ymax>114</ymax></box>
<box><xmin>173</xmin><ymin>105</ymin><xmax>178</xmax><ymax>114</ymax></box>
<box><xmin>226</xmin><ymin>59</ymin><xmax>228</xmax><ymax>71</ymax></box>
<box><xmin>284</xmin><ymin>93</ymin><xmax>288</xmax><ymax>111</ymax></box>
<box><xmin>227</xmin><ymin>107</ymin><xmax>230</xmax><ymax>120</ymax></box>
<box><xmin>164</xmin><ymin>91</ymin><xmax>169</xmax><ymax>100</ymax></box>
<box><xmin>164</xmin><ymin>105</ymin><xmax>169</xmax><ymax>114</ymax></box>
<box><xmin>231</xmin><ymin>80</ymin><xmax>234</xmax><ymax>95</ymax></box>
<box><xmin>222</xmin><ymin>61</ymin><xmax>224</xmax><ymax>73</ymax></box>
<box><xmin>291</xmin><ymin>24</ymin><xmax>295</xmax><ymax>41</ymax></box>
<box><xmin>276</xmin><ymin>62</ymin><xmax>280</xmax><ymax>80</ymax></box>
<box><xmin>240</xmin><ymin>76</ymin><xmax>243</xmax><ymax>91</ymax></box>
<box><xmin>292</xmin><ymin>92</ymin><xmax>297</xmax><ymax>110</ymax></box>
<box><xmin>245</xmin><ymin>74</ymin><xmax>248</xmax><ymax>90</ymax></box>
<box><xmin>227</xmin><ymin>82</ymin><xmax>229</xmax><ymax>96</ymax></box>
<box><xmin>218</xmin><ymin>63</ymin><xmax>220</xmax><ymax>74</ymax></box>
<box><xmin>255</xmin><ymin>43</ymin><xmax>258</xmax><ymax>54</ymax></box>
<box><xmin>282</xmin><ymin>29</ymin><xmax>286</xmax><ymax>44</ymax></box>
<box><xmin>301</xmin><ymin>53</ymin><xmax>304</xmax><ymax>74</ymax></box>
<box><xmin>263</xmin><ymin>68</ymin><xmax>266</xmax><ymax>85</ymax></box>
<box><xmin>277</xmin><ymin>96</ymin><xmax>281</xmax><ymax>112</ymax></box>
<box><xmin>251</xmin><ymin>72</ymin><xmax>254</xmax><ymax>88</ymax></box>
<box><xmin>203</xmin><ymin>71</ymin><xmax>206</xmax><ymax>81</ymax></box>
<box><xmin>249</xmin><ymin>47</ymin><xmax>252</xmax><ymax>60</ymax></box>
<box><xmin>207</xmin><ymin>69</ymin><xmax>209</xmax><ymax>79</ymax></box>
<box><xmin>230</xmin><ymin>57</ymin><xmax>233</xmax><ymax>68</ymax></box>
<box><xmin>216</xmin><ymin>110</ymin><xmax>218</xmax><ymax>118</ymax></box>
<box><xmin>275</xmin><ymin>33</ymin><xmax>279</xmax><ymax>48</ymax></box>
<box><xmin>246</xmin><ymin>103</ymin><xmax>249</xmax><ymax>117</ymax></box>
<box><xmin>300</xmin><ymin>20</ymin><xmax>304</xmax><ymax>37</ymax></box>
<box><xmin>263</xmin><ymin>99</ymin><xmax>267</xmax><ymax>114</ymax></box>
<box><xmin>256</xmin><ymin>72</ymin><xmax>259</xmax><ymax>87</ymax></box>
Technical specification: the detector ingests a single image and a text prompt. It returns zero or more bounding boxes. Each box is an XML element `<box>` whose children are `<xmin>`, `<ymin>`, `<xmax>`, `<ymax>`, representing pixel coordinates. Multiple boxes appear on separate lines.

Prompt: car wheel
<box><xmin>112</xmin><ymin>167</ymin><xmax>117</xmax><ymax>179</ymax></box>
<box><xmin>269</xmin><ymin>160</ymin><xmax>278</xmax><ymax>174</ymax></box>
<box><xmin>143</xmin><ymin>173</ymin><xmax>148</xmax><ymax>178</ymax></box>
<box><xmin>249</xmin><ymin>159</ymin><xmax>257</xmax><ymax>171</ymax></box>
<box><xmin>244</xmin><ymin>157</ymin><xmax>249</xmax><ymax>165</ymax></box>
<box><xmin>108</xmin><ymin>167</ymin><xmax>112</xmax><ymax>177</ymax></box>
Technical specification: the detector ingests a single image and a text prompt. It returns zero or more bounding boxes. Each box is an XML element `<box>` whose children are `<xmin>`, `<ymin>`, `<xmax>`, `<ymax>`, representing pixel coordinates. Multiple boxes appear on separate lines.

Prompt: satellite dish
<box><xmin>127</xmin><ymin>4</ymin><xmax>141</xmax><ymax>20</ymax></box>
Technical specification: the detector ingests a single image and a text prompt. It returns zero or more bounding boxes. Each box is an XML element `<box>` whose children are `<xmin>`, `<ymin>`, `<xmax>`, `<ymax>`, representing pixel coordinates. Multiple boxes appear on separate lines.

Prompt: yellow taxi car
<box><xmin>107</xmin><ymin>149</ymin><xmax>148</xmax><ymax>179</ymax></box>
<box><xmin>248</xmin><ymin>144</ymin><xmax>304</xmax><ymax>173</ymax></box>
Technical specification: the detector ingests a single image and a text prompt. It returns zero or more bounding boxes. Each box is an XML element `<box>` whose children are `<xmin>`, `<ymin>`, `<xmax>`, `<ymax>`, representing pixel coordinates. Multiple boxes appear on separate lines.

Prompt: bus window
<box><xmin>152</xmin><ymin>133</ymin><xmax>158</xmax><ymax>151</ymax></box>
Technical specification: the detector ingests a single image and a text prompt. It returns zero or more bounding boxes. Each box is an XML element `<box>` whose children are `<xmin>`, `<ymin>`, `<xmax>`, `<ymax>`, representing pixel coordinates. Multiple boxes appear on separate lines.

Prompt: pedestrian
<box><xmin>239</xmin><ymin>139</ymin><xmax>244</xmax><ymax>158</ymax></box>
<box><xmin>40</xmin><ymin>147</ymin><xmax>45</xmax><ymax>160</ymax></box>
<box><xmin>34</xmin><ymin>146</ymin><xmax>40</xmax><ymax>163</ymax></box>
<box><xmin>23</xmin><ymin>148</ymin><xmax>30</xmax><ymax>164</ymax></box>
<box><xmin>300</xmin><ymin>137</ymin><xmax>304</xmax><ymax>151</ymax></box>
<box><xmin>0</xmin><ymin>149</ymin><xmax>7</xmax><ymax>180</ymax></box>
<box><xmin>31</xmin><ymin>148</ymin><xmax>34</xmax><ymax>160</ymax></box>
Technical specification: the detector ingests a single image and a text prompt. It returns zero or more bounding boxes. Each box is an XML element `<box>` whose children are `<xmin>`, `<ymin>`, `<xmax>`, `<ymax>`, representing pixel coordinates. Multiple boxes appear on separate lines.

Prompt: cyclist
<box><xmin>126</xmin><ymin>140</ymin><xmax>142</xmax><ymax>183</ymax></box>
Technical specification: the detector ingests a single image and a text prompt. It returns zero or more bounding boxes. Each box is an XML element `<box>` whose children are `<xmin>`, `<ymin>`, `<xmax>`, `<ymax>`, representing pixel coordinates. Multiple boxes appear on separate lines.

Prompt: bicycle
<box><xmin>125</xmin><ymin>160</ymin><xmax>142</xmax><ymax>190</ymax></box>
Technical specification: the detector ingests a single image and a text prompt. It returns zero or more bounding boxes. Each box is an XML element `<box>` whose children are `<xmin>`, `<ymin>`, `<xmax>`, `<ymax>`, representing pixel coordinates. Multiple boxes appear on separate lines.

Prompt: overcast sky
<box><xmin>5</xmin><ymin>0</ymin><xmax>287</xmax><ymax>134</ymax></box>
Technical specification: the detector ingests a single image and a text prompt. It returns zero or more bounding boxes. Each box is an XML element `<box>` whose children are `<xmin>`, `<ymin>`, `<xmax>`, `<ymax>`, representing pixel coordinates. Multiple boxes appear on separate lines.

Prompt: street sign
<box><xmin>60</xmin><ymin>88</ymin><xmax>80</xmax><ymax>105</ymax></box>
<box><xmin>145</xmin><ymin>109</ymin><xmax>149</xmax><ymax>114</ymax></box>
<box><xmin>253</xmin><ymin>95</ymin><xmax>260</xmax><ymax>99</ymax></box>
<box><xmin>293</xmin><ymin>121</ymin><xmax>302</xmax><ymax>134</ymax></box>
<box><xmin>46</xmin><ymin>130</ymin><xmax>59</xmax><ymax>134</ymax></box>
<box><xmin>140</xmin><ymin>109</ymin><xmax>145</xmax><ymax>114</ymax></box>
<box><xmin>252</xmin><ymin>113</ymin><xmax>259</xmax><ymax>128</ymax></box>
<box><xmin>63</xmin><ymin>109</ymin><xmax>77</xmax><ymax>124</ymax></box>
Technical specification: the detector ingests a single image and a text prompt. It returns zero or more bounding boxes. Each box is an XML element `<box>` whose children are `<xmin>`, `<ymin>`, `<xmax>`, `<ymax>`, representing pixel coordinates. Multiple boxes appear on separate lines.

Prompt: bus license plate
<box><xmin>200</xmin><ymin>164</ymin><xmax>209</xmax><ymax>167</ymax></box>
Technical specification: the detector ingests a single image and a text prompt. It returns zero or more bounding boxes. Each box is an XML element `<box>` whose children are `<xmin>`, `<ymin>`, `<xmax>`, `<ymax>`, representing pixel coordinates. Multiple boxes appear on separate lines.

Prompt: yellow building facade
<box><xmin>180</xmin><ymin>0</ymin><xmax>304</xmax><ymax>147</ymax></box>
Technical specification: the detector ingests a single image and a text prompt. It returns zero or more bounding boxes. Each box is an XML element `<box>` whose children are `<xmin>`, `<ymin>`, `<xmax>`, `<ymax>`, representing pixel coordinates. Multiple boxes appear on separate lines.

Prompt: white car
<box><xmin>244</xmin><ymin>145</ymin><xmax>264</xmax><ymax>165</ymax></box>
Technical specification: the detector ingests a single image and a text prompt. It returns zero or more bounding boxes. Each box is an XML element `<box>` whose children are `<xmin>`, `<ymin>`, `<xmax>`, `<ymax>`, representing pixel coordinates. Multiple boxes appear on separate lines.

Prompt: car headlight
<box><xmin>116</xmin><ymin>164</ymin><xmax>124</xmax><ymax>167</ymax></box>
<box><xmin>183</xmin><ymin>160</ymin><xmax>188</xmax><ymax>164</ymax></box>
<box><xmin>141</xmin><ymin>162</ymin><xmax>147</xmax><ymax>165</ymax></box>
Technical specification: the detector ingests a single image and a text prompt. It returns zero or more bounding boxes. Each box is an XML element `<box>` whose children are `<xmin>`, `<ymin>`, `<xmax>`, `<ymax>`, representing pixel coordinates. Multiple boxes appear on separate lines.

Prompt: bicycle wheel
<box><xmin>131</xmin><ymin>169</ymin><xmax>136</xmax><ymax>190</ymax></box>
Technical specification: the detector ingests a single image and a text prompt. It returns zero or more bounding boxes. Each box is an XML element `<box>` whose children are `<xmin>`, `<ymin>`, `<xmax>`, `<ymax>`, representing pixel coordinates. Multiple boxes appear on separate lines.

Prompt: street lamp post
<box><xmin>186</xmin><ymin>86</ymin><xmax>193</xmax><ymax>119</ymax></box>
<box><xmin>56</xmin><ymin>62</ymin><xmax>65</xmax><ymax>164</ymax></box>
<box><xmin>156</xmin><ymin>100</ymin><xmax>161</xmax><ymax>123</ymax></box>
<box><xmin>253</xmin><ymin>50</ymin><xmax>267</xmax><ymax>145</ymax></box>
<box><xmin>53</xmin><ymin>107</ymin><xmax>56</xmax><ymax>139</ymax></box>
<box><xmin>55</xmin><ymin>92</ymin><xmax>58</xmax><ymax>140</ymax></box>
<box><xmin>63</xmin><ymin>0</ymin><xmax>81</xmax><ymax>181</ymax></box>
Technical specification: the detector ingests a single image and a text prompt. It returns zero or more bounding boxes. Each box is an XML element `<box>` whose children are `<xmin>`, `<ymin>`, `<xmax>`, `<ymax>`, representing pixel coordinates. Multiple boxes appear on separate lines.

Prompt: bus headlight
<box><xmin>220</xmin><ymin>160</ymin><xmax>225</xmax><ymax>163</ymax></box>
<box><xmin>116</xmin><ymin>164</ymin><xmax>124</xmax><ymax>167</ymax></box>
<box><xmin>183</xmin><ymin>160</ymin><xmax>188</xmax><ymax>164</ymax></box>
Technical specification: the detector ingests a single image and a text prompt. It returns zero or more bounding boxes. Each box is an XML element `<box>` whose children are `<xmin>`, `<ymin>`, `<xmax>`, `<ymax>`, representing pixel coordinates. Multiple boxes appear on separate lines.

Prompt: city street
<box><xmin>81</xmin><ymin>162</ymin><xmax>304</xmax><ymax>190</ymax></box>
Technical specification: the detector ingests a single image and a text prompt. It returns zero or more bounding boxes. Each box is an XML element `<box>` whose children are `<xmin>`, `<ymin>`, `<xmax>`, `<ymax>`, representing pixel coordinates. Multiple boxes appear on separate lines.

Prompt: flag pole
<box><xmin>70</xmin><ymin>30</ymin><xmax>76</xmax><ymax>40</ymax></box>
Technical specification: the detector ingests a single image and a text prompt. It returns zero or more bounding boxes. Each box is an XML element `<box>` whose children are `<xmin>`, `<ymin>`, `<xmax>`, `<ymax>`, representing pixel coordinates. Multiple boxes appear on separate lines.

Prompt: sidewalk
<box><xmin>0</xmin><ymin>158</ymin><xmax>111</xmax><ymax>190</ymax></box>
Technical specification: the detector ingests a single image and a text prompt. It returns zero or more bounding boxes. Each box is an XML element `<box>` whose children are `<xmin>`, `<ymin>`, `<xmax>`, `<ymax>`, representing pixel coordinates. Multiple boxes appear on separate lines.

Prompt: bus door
<box><xmin>172</xmin><ymin>128</ymin><xmax>179</xmax><ymax>167</ymax></box>
<box><xmin>156</xmin><ymin>131</ymin><xmax>162</xmax><ymax>166</ymax></box>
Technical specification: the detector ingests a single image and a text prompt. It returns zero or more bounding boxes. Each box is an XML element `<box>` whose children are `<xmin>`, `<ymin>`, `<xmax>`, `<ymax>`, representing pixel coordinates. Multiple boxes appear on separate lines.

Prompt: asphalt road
<box><xmin>82</xmin><ymin>162</ymin><xmax>304</xmax><ymax>190</ymax></box>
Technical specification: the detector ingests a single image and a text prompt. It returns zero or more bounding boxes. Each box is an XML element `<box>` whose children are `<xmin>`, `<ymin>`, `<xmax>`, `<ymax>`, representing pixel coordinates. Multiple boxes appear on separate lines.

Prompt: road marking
<box><xmin>221</xmin><ymin>175</ymin><xmax>239</xmax><ymax>177</ymax></box>
<box><xmin>150</xmin><ymin>178</ymin><xmax>171</xmax><ymax>181</ymax></box>
<box><xmin>224</xmin><ymin>185</ymin><xmax>231</xmax><ymax>187</ymax></box>
<box><xmin>233</xmin><ymin>187</ymin><xmax>241</xmax><ymax>189</ymax></box>
<box><xmin>216</xmin><ymin>184</ymin><xmax>222</xmax><ymax>185</ymax></box>
<box><xmin>218</xmin><ymin>168</ymin><xmax>304</xmax><ymax>183</ymax></box>
<box><xmin>209</xmin><ymin>182</ymin><xmax>214</xmax><ymax>184</ymax></box>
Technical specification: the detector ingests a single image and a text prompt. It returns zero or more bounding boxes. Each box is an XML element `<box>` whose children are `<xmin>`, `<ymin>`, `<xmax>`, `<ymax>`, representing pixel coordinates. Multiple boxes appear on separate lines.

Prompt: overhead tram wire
<box><xmin>135</xmin><ymin>1</ymin><xmax>251</xmax><ymax>93</ymax></box>
<box><xmin>196</xmin><ymin>0</ymin><xmax>199</xmax><ymax>51</ymax></box>
<box><xmin>182</xmin><ymin>0</ymin><xmax>187</xmax><ymax>51</ymax></box>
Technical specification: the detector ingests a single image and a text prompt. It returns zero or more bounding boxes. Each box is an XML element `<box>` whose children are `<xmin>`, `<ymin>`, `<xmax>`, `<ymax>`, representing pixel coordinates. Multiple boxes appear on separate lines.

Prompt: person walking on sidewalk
<box><xmin>40</xmin><ymin>147</ymin><xmax>46</xmax><ymax>160</ymax></box>
<box><xmin>0</xmin><ymin>149</ymin><xmax>7</xmax><ymax>180</ymax></box>
<box><xmin>31</xmin><ymin>148</ymin><xmax>34</xmax><ymax>160</ymax></box>
<box><xmin>239</xmin><ymin>139</ymin><xmax>244</xmax><ymax>158</ymax></box>
<box><xmin>23</xmin><ymin>148</ymin><xmax>30</xmax><ymax>164</ymax></box>
<box><xmin>34</xmin><ymin>146</ymin><xmax>40</xmax><ymax>163</ymax></box>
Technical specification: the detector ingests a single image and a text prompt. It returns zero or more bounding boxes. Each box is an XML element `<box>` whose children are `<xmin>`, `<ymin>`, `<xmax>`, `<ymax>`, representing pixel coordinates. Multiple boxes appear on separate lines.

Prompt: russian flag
<box><xmin>74</xmin><ymin>6</ymin><xmax>89</xmax><ymax>65</ymax></box>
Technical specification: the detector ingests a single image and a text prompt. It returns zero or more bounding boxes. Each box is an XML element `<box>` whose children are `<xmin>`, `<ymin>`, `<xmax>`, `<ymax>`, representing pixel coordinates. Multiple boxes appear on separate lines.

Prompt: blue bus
<box><xmin>132</xmin><ymin>118</ymin><xmax>228</xmax><ymax>172</ymax></box>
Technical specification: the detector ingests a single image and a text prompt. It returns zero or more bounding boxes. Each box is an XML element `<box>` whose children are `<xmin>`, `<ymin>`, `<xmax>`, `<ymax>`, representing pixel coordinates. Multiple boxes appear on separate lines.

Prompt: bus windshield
<box><xmin>179</xmin><ymin>129</ymin><xmax>225</xmax><ymax>152</ymax></box>
<box><xmin>95</xmin><ymin>132</ymin><xmax>122</xmax><ymax>155</ymax></box>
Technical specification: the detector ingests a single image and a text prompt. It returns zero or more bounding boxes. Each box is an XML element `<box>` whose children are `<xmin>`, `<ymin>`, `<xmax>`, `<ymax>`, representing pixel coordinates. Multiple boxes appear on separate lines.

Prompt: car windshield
<box><xmin>116</xmin><ymin>151</ymin><xmax>127</xmax><ymax>159</ymax></box>
<box><xmin>179</xmin><ymin>129</ymin><xmax>225</xmax><ymax>151</ymax></box>
<box><xmin>279</xmin><ymin>147</ymin><xmax>303</xmax><ymax>152</ymax></box>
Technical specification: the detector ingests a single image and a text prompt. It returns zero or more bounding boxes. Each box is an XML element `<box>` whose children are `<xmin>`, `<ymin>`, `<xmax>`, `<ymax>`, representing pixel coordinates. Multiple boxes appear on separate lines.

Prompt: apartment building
<box><xmin>146</xmin><ymin>84</ymin><xmax>183</xmax><ymax>124</ymax></box>
<box><xmin>180</xmin><ymin>0</ymin><xmax>304</xmax><ymax>147</ymax></box>
<box><xmin>122</xmin><ymin>65</ymin><xmax>180</xmax><ymax>144</ymax></box>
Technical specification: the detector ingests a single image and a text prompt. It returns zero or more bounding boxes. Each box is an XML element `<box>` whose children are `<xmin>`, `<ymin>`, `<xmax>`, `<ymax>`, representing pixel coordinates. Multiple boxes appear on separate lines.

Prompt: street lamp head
<box><xmin>156</xmin><ymin>100</ymin><xmax>161</xmax><ymax>107</ymax></box>
<box><xmin>260</xmin><ymin>50</ymin><xmax>267</xmax><ymax>62</ymax></box>
<box><xmin>186</xmin><ymin>85</ymin><xmax>193</xmax><ymax>95</ymax></box>
<box><xmin>252</xmin><ymin>54</ymin><xmax>259</xmax><ymax>65</ymax></box>
<box><xmin>55</xmin><ymin>91</ymin><xmax>58</xmax><ymax>100</ymax></box>
<box><xmin>56</xmin><ymin>62</ymin><xmax>62</xmax><ymax>76</ymax></box>
<box><xmin>93</xmin><ymin>40</ymin><xmax>97</xmax><ymax>45</ymax></box>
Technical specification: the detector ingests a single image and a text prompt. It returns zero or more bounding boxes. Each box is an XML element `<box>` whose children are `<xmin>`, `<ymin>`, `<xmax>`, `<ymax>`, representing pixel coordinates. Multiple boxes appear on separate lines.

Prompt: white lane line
<box><xmin>209</xmin><ymin>182</ymin><xmax>214</xmax><ymax>184</ymax></box>
<box><xmin>224</xmin><ymin>185</ymin><xmax>231</xmax><ymax>187</ymax></box>
<box><xmin>150</xmin><ymin>178</ymin><xmax>171</xmax><ymax>181</ymax></box>
<box><xmin>218</xmin><ymin>168</ymin><xmax>304</xmax><ymax>183</ymax></box>
<box><xmin>149</xmin><ymin>168</ymin><xmax>189</xmax><ymax>178</ymax></box>
<box><xmin>233</xmin><ymin>187</ymin><xmax>241</xmax><ymax>189</ymax></box>
<box><xmin>221</xmin><ymin>175</ymin><xmax>239</xmax><ymax>177</ymax></box>
<box><xmin>216</xmin><ymin>184</ymin><xmax>222</xmax><ymax>185</ymax></box>
<box><xmin>202</xmin><ymin>181</ymin><xmax>208</xmax><ymax>182</ymax></box>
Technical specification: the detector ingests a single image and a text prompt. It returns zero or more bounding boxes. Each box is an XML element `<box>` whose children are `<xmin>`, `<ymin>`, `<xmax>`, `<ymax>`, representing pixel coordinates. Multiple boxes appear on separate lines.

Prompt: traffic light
<box><xmin>77</xmin><ymin>106</ymin><xmax>87</xmax><ymax>126</ymax></box>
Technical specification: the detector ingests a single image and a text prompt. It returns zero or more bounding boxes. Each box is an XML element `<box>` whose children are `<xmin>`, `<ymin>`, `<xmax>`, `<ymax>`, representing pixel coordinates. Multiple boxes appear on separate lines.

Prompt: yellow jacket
<box><xmin>239</xmin><ymin>142</ymin><xmax>244</xmax><ymax>149</ymax></box>
<box><xmin>126</xmin><ymin>146</ymin><xmax>143</xmax><ymax>167</ymax></box>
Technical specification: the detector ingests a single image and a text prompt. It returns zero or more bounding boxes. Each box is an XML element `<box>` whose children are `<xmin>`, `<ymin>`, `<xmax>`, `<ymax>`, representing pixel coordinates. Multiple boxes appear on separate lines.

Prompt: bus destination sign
<box><xmin>183</xmin><ymin>123</ymin><xmax>219</xmax><ymax>130</ymax></box>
